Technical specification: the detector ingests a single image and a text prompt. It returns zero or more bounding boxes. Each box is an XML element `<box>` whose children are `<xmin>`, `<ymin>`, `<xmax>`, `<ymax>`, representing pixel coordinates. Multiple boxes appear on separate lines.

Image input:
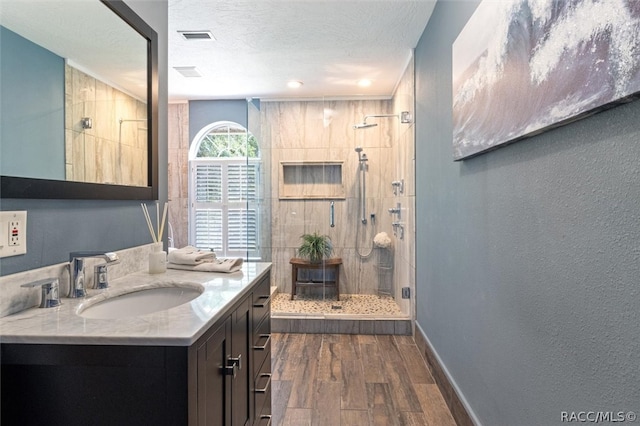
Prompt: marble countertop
<box><xmin>0</xmin><ymin>262</ymin><xmax>271</xmax><ymax>347</ymax></box>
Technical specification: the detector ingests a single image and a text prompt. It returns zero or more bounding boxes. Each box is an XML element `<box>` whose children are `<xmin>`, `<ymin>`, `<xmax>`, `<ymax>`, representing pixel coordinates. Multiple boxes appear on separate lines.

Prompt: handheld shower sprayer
<box><xmin>355</xmin><ymin>146</ymin><xmax>368</xmax><ymax>170</ymax></box>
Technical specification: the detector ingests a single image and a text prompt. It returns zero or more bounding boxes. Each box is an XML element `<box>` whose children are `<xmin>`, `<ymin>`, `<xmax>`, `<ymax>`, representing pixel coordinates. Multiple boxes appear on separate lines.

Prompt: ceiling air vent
<box><xmin>178</xmin><ymin>31</ymin><xmax>215</xmax><ymax>41</ymax></box>
<box><xmin>173</xmin><ymin>66</ymin><xmax>202</xmax><ymax>78</ymax></box>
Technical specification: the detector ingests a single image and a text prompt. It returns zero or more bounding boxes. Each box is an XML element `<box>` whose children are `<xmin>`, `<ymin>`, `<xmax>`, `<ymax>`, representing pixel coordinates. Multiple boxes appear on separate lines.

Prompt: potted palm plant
<box><xmin>297</xmin><ymin>231</ymin><xmax>333</xmax><ymax>263</ymax></box>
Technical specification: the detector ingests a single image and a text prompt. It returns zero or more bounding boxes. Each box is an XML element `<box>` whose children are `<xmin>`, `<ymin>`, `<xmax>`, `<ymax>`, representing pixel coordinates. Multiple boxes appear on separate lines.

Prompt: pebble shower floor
<box><xmin>271</xmin><ymin>293</ymin><xmax>405</xmax><ymax>316</ymax></box>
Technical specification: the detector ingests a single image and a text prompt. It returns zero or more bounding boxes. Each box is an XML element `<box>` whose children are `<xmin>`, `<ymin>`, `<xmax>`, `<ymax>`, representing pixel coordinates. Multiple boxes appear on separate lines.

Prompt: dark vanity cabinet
<box><xmin>1</xmin><ymin>271</ymin><xmax>272</xmax><ymax>426</ymax></box>
<box><xmin>252</xmin><ymin>273</ymin><xmax>273</xmax><ymax>425</ymax></box>
<box><xmin>195</xmin><ymin>295</ymin><xmax>252</xmax><ymax>426</ymax></box>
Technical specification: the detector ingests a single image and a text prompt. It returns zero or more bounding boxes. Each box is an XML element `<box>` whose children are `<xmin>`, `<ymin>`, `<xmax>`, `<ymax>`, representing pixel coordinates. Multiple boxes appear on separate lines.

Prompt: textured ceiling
<box><xmin>168</xmin><ymin>0</ymin><xmax>437</xmax><ymax>101</ymax></box>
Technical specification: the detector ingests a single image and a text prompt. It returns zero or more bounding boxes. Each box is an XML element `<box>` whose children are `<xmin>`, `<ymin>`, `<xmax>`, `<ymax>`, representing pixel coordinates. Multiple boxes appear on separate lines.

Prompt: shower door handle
<box><xmin>330</xmin><ymin>201</ymin><xmax>335</xmax><ymax>227</ymax></box>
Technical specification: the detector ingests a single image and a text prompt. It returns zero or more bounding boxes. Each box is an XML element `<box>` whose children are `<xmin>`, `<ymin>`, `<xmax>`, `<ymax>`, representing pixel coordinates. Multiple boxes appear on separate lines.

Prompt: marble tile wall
<box><xmin>167</xmin><ymin>102</ymin><xmax>190</xmax><ymax>249</ymax></box>
<box><xmin>64</xmin><ymin>64</ymin><xmax>147</xmax><ymax>187</ymax></box>
<box><xmin>263</xmin><ymin>98</ymin><xmax>413</xmax><ymax>312</ymax></box>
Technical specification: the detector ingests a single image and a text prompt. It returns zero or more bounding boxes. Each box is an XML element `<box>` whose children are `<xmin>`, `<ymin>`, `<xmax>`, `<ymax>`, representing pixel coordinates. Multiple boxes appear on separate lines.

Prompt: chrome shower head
<box><xmin>353</xmin><ymin>112</ymin><xmax>412</xmax><ymax>130</ymax></box>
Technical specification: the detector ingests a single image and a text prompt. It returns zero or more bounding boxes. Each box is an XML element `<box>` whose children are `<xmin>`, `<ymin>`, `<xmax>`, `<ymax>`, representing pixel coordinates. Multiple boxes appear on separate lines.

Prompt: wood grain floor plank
<box><xmin>341</xmin><ymin>359</ymin><xmax>368</xmax><ymax>410</ymax></box>
<box><xmin>339</xmin><ymin>334</ymin><xmax>362</xmax><ymax>362</ymax></box>
<box><xmin>288</xmin><ymin>346</ymin><xmax>320</xmax><ymax>408</ymax></box>
<box><xmin>414</xmin><ymin>383</ymin><xmax>457</xmax><ymax>426</ymax></box>
<box><xmin>400</xmin><ymin>344</ymin><xmax>435</xmax><ymax>384</ymax></box>
<box><xmin>357</xmin><ymin>334</ymin><xmax>378</xmax><ymax>345</ymax></box>
<box><xmin>376</xmin><ymin>335</ymin><xmax>404</xmax><ymax>363</ymax></box>
<box><xmin>282</xmin><ymin>408</ymin><xmax>312</xmax><ymax>426</ymax></box>
<box><xmin>323</xmin><ymin>333</ymin><xmax>341</xmax><ymax>344</ymax></box>
<box><xmin>361</xmin><ymin>343</ymin><xmax>386</xmax><ymax>384</ymax></box>
<box><xmin>273</xmin><ymin>333</ymin><xmax>306</xmax><ymax>381</ymax></box>
<box><xmin>312</xmin><ymin>381</ymin><xmax>341</xmax><ymax>426</ymax></box>
<box><xmin>317</xmin><ymin>341</ymin><xmax>341</xmax><ymax>382</ymax></box>
<box><xmin>271</xmin><ymin>380</ymin><xmax>293</xmax><ymax>426</ymax></box>
<box><xmin>341</xmin><ymin>409</ymin><xmax>371</xmax><ymax>426</ymax></box>
<box><xmin>377</xmin><ymin>336</ymin><xmax>421</xmax><ymax>411</ymax></box>
<box><xmin>399</xmin><ymin>411</ymin><xmax>431</xmax><ymax>425</ymax></box>
<box><xmin>303</xmin><ymin>333</ymin><xmax>323</xmax><ymax>359</ymax></box>
<box><xmin>270</xmin><ymin>333</ymin><xmax>455</xmax><ymax>426</ymax></box>
<box><xmin>271</xmin><ymin>332</ymin><xmax>285</xmax><ymax>358</ymax></box>
<box><xmin>394</xmin><ymin>335</ymin><xmax>416</xmax><ymax>346</ymax></box>
<box><xmin>367</xmin><ymin>382</ymin><xmax>400</xmax><ymax>426</ymax></box>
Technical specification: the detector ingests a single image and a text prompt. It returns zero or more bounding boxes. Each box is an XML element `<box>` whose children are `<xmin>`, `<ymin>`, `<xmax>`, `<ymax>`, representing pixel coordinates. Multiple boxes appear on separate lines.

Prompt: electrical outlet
<box><xmin>9</xmin><ymin>220</ymin><xmax>21</xmax><ymax>246</ymax></box>
<box><xmin>402</xmin><ymin>287</ymin><xmax>410</xmax><ymax>299</ymax></box>
<box><xmin>0</xmin><ymin>211</ymin><xmax>27</xmax><ymax>258</ymax></box>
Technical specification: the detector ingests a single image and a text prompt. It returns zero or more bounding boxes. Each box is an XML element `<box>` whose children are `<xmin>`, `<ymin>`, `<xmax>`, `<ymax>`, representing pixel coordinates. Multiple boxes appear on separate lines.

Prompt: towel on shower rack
<box><xmin>167</xmin><ymin>257</ymin><xmax>243</xmax><ymax>273</ymax></box>
<box><xmin>374</xmin><ymin>232</ymin><xmax>392</xmax><ymax>248</ymax></box>
<box><xmin>167</xmin><ymin>245</ymin><xmax>216</xmax><ymax>265</ymax></box>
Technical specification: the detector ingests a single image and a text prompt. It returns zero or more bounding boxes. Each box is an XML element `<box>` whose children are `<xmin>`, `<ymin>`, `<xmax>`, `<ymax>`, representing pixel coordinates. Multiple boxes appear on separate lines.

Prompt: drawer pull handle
<box><xmin>260</xmin><ymin>414</ymin><xmax>272</xmax><ymax>426</ymax></box>
<box><xmin>221</xmin><ymin>364</ymin><xmax>237</xmax><ymax>378</ymax></box>
<box><xmin>255</xmin><ymin>373</ymin><xmax>271</xmax><ymax>393</ymax></box>
<box><xmin>253</xmin><ymin>334</ymin><xmax>271</xmax><ymax>350</ymax></box>
<box><xmin>253</xmin><ymin>295</ymin><xmax>271</xmax><ymax>308</ymax></box>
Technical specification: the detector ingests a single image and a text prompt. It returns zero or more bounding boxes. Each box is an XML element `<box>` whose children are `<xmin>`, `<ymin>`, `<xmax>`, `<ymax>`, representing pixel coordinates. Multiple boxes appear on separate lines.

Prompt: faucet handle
<box><xmin>21</xmin><ymin>278</ymin><xmax>62</xmax><ymax>308</ymax></box>
<box><xmin>93</xmin><ymin>259</ymin><xmax>120</xmax><ymax>289</ymax></box>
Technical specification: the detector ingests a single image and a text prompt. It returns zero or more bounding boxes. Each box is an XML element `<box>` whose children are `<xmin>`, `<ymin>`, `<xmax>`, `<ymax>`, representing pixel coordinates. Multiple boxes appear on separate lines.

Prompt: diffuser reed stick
<box><xmin>158</xmin><ymin>202</ymin><xmax>168</xmax><ymax>241</ymax></box>
<box><xmin>141</xmin><ymin>202</ymin><xmax>168</xmax><ymax>243</ymax></box>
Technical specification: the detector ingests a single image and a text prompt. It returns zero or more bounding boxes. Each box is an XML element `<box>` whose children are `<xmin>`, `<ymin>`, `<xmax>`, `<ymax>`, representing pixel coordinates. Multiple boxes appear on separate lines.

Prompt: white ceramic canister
<box><xmin>148</xmin><ymin>243</ymin><xmax>167</xmax><ymax>274</ymax></box>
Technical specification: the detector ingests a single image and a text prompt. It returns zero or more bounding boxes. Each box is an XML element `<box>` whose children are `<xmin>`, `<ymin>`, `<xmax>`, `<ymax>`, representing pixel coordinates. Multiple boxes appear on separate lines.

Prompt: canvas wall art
<box><xmin>452</xmin><ymin>0</ymin><xmax>640</xmax><ymax>160</ymax></box>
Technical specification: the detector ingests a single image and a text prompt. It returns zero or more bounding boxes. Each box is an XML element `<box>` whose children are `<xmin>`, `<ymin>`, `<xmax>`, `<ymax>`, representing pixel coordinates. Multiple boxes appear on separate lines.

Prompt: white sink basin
<box><xmin>77</xmin><ymin>283</ymin><xmax>204</xmax><ymax>319</ymax></box>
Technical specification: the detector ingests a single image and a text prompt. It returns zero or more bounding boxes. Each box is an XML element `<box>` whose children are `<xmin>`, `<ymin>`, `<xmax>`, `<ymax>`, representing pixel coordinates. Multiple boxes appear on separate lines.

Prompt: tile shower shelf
<box><xmin>279</xmin><ymin>161</ymin><xmax>345</xmax><ymax>199</ymax></box>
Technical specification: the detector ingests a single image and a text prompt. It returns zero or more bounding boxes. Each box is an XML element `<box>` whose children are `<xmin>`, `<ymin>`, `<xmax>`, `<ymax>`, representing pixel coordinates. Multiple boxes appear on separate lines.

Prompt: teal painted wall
<box><xmin>0</xmin><ymin>26</ymin><xmax>65</xmax><ymax>180</ymax></box>
<box><xmin>414</xmin><ymin>1</ymin><xmax>640</xmax><ymax>424</ymax></box>
<box><xmin>0</xmin><ymin>0</ymin><xmax>169</xmax><ymax>276</ymax></box>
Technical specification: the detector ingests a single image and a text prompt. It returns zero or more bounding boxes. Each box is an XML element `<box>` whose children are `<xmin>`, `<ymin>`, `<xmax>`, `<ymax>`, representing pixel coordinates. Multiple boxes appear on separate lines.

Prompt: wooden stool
<box><xmin>290</xmin><ymin>257</ymin><xmax>342</xmax><ymax>301</ymax></box>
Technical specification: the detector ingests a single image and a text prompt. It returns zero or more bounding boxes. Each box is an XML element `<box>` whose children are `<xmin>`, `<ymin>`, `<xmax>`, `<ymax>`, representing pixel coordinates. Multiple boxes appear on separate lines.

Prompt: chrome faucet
<box><xmin>68</xmin><ymin>251</ymin><xmax>119</xmax><ymax>298</ymax></box>
<box><xmin>21</xmin><ymin>278</ymin><xmax>61</xmax><ymax>308</ymax></box>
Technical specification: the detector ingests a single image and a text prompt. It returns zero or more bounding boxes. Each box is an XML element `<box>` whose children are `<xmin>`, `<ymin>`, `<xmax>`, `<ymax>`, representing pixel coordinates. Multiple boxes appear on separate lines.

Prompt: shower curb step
<box><xmin>270</xmin><ymin>316</ymin><xmax>412</xmax><ymax>335</ymax></box>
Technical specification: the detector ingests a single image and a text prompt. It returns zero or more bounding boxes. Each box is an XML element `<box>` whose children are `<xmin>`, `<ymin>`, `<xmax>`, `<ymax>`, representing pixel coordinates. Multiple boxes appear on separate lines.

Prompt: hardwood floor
<box><xmin>271</xmin><ymin>333</ymin><xmax>457</xmax><ymax>426</ymax></box>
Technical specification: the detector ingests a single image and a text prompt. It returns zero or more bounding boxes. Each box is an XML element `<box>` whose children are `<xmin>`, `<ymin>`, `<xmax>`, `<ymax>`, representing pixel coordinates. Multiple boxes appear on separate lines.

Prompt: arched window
<box><xmin>189</xmin><ymin>121</ymin><xmax>260</xmax><ymax>258</ymax></box>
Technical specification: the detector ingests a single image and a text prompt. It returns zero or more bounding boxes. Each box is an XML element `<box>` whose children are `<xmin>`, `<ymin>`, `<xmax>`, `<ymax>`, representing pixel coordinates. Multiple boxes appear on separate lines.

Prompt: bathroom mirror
<box><xmin>0</xmin><ymin>0</ymin><xmax>158</xmax><ymax>200</ymax></box>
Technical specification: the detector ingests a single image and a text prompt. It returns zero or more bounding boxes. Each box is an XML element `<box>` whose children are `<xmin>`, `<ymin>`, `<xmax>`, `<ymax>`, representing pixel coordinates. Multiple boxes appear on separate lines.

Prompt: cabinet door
<box><xmin>231</xmin><ymin>297</ymin><xmax>252</xmax><ymax>426</ymax></box>
<box><xmin>197</xmin><ymin>317</ymin><xmax>231</xmax><ymax>426</ymax></box>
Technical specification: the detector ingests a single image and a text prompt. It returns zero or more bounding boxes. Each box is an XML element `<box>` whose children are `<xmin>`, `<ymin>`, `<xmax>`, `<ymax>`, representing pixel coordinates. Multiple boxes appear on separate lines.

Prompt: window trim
<box><xmin>188</xmin><ymin>121</ymin><xmax>261</xmax><ymax>259</ymax></box>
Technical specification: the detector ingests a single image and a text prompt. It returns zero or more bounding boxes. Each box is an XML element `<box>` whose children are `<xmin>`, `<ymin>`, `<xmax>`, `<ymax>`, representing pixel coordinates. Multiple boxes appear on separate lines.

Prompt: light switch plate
<box><xmin>0</xmin><ymin>211</ymin><xmax>27</xmax><ymax>258</ymax></box>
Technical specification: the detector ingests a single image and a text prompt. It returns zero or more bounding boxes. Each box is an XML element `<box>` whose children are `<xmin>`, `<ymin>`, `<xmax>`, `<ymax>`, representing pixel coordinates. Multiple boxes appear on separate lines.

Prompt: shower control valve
<box><xmin>391</xmin><ymin>179</ymin><xmax>404</xmax><ymax>195</ymax></box>
<box><xmin>392</xmin><ymin>221</ymin><xmax>405</xmax><ymax>240</ymax></box>
<box><xmin>388</xmin><ymin>202</ymin><xmax>401</xmax><ymax>218</ymax></box>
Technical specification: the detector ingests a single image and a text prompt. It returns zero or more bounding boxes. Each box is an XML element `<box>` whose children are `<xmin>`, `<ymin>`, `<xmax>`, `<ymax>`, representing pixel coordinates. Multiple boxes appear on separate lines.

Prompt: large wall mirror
<box><xmin>0</xmin><ymin>0</ymin><xmax>158</xmax><ymax>200</ymax></box>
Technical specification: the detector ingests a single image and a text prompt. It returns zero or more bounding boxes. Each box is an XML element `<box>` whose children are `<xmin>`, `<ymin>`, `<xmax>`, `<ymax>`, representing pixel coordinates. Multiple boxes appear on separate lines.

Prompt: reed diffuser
<box><xmin>141</xmin><ymin>201</ymin><xmax>168</xmax><ymax>273</ymax></box>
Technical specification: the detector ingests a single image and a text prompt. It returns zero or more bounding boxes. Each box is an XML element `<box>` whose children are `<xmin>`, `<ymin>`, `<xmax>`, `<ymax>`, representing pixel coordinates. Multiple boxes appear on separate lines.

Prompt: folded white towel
<box><xmin>167</xmin><ymin>246</ymin><xmax>216</xmax><ymax>265</ymax></box>
<box><xmin>167</xmin><ymin>258</ymin><xmax>243</xmax><ymax>273</ymax></box>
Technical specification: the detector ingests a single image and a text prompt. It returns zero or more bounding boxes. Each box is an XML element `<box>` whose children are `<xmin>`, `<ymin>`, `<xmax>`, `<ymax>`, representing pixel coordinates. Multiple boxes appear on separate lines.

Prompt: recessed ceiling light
<box><xmin>358</xmin><ymin>79</ymin><xmax>372</xmax><ymax>87</ymax></box>
<box><xmin>173</xmin><ymin>66</ymin><xmax>202</xmax><ymax>78</ymax></box>
<box><xmin>287</xmin><ymin>80</ymin><xmax>303</xmax><ymax>89</ymax></box>
<box><xmin>178</xmin><ymin>30</ymin><xmax>215</xmax><ymax>41</ymax></box>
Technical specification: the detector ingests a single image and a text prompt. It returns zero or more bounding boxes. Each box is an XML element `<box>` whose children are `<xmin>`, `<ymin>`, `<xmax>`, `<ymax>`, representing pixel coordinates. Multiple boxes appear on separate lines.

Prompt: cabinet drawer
<box><xmin>252</xmin><ymin>275</ymin><xmax>271</xmax><ymax>321</ymax></box>
<box><xmin>254</xmin><ymin>359</ymin><xmax>271</xmax><ymax>425</ymax></box>
<box><xmin>256</xmin><ymin>415</ymin><xmax>272</xmax><ymax>426</ymax></box>
<box><xmin>253</xmin><ymin>316</ymin><xmax>271</xmax><ymax>376</ymax></box>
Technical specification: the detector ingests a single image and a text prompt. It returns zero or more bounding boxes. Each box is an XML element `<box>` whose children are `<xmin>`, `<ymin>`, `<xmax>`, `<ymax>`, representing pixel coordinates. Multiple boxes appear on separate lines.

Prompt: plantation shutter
<box><xmin>191</xmin><ymin>159</ymin><xmax>259</xmax><ymax>257</ymax></box>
